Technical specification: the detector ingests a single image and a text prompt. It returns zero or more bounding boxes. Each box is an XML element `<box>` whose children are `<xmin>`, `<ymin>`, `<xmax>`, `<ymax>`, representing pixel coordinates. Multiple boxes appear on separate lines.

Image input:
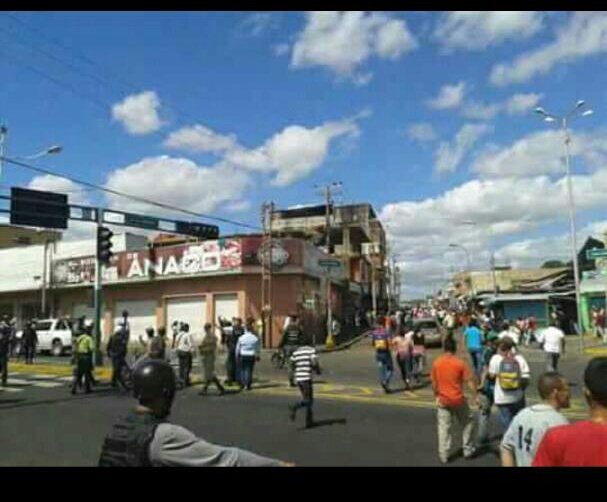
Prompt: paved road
<box><xmin>0</xmin><ymin>333</ymin><xmax>601</xmax><ymax>466</ymax></box>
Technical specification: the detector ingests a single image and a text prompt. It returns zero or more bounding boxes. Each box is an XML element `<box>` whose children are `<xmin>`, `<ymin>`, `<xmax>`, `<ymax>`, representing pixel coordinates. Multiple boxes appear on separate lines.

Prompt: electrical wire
<box><xmin>0</xmin><ymin>155</ymin><xmax>261</xmax><ymax>230</ymax></box>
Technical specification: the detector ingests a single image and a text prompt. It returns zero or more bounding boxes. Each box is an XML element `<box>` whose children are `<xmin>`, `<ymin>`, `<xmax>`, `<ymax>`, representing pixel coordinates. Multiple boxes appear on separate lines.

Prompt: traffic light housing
<box><xmin>97</xmin><ymin>226</ymin><xmax>114</xmax><ymax>265</ymax></box>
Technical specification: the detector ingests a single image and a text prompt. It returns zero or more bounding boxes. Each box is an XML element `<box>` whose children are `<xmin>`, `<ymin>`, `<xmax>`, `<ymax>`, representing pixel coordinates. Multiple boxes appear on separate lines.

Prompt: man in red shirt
<box><xmin>431</xmin><ymin>337</ymin><xmax>479</xmax><ymax>464</ymax></box>
<box><xmin>533</xmin><ymin>357</ymin><xmax>607</xmax><ymax>467</ymax></box>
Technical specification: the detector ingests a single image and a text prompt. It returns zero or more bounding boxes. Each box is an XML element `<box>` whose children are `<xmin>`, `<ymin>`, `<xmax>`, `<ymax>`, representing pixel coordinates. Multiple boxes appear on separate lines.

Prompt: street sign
<box><xmin>318</xmin><ymin>259</ymin><xmax>341</xmax><ymax>268</ymax></box>
<box><xmin>10</xmin><ymin>187</ymin><xmax>69</xmax><ymax>229</ymax></box>
<box><xmin>586</xmin><ymin>248</ymin><xmax>607</xmax><ymax>260</ymax></box>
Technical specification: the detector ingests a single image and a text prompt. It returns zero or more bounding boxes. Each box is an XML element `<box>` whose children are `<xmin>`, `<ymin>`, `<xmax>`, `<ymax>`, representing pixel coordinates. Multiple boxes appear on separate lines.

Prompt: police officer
<box><xmin>107</xmin><ymin>327</ymin><xmax>129</xmax><ymax>390</ymax></box>
<box><xmin>23</xmin><ymin>320</ymin><xmax>38</xmax><ymax>365</ymax></box>
<box><xmin>71</xmin><ymin>321</ymin><xmax>95</xmax><ymax>394</ymax></box>
<box><xmin>98</xmin><ymin>359</ymin><xmax>291</xmax><ymax>467</ymax></box>
<box><xmin>0</xmin><ymin>315</ymin><xmax>11</xmax><ymax>386</ymax></box>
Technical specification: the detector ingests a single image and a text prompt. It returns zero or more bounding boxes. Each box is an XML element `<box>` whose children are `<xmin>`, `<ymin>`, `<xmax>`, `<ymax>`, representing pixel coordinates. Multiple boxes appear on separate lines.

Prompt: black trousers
<box><xmin>72</xmin><ymin>354</ymin><xmax>92</xmax><ymax>393</ymax></box>
<box><xmin>111</xmin><ymin>356</ymin><xmax>128</xmax><ymax>389</ymax></box>
<box><xmin>24</xmin><ymin>344</ymin><xmax>35</xmax><ymax>364</ymax></box>
<box><xmin>226</xmin><ymin>349</ymin><xmax>238</xmax><ymax>383</ymax></box>
<box><xmin>293</xmin><ymin>381</ymin><xmax>314</xmax><ymax>426</ymax></box>
<box><xmin>178</xmin><ymin>352</ymin><xmax>193</xmax><ymax>386</ymax></box>
<box><xmin>0</xmin><ymin>353</ymin><xmax>8</xmax><ymax>385</ymax></box>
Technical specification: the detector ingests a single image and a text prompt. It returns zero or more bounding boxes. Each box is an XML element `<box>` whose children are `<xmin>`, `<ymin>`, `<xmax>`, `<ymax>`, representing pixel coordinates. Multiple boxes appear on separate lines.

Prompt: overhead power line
<box><xmin>0</xmin><ymin>155</ymin><xmax>261</xmax><ymax>231</ymax></box>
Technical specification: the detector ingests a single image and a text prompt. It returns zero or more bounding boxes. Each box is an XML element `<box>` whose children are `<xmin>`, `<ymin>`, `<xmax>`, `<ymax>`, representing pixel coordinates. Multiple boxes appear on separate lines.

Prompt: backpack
<box><xmin>498</xmin><ymin>354</ymin><xmax>522</xmax><ymax>391</ymax></box>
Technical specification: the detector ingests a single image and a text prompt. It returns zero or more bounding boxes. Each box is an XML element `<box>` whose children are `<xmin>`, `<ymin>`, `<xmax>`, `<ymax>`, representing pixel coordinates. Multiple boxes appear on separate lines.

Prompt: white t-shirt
<box><xmin>536</xmin><ymin>327</ymin><xmax>565</xmax><ymax>354</ymax></box>
<box><xmin>501</xmin><ymin>404</ymin><xmax>569</xmax><ymax>467</ymax></box>
<box><xmin>498</xmin><ymin>329</ymin><xmax>520</xmax><ymax>346</ymax></box>
<box><xmin>488</xmin><ymin>353</ymin><xmax>531</xmax><ymax>405</ymax></box>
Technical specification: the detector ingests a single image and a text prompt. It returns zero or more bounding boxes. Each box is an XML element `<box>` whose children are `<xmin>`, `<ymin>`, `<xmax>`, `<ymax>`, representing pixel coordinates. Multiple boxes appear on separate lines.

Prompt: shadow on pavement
<box><xmin>300</xmin><ymin>418</ymin><xmax>348</xmax><ymax>430</ymax></box>
<box><xmin>0</xmin><ymin>388</ymin><xmax>117</xmax><ymax>410</ymax></box>
<box><xmin>252</xmin><ymin>383</ymin><xmax>283</xmax><ymax>390</ymax></box>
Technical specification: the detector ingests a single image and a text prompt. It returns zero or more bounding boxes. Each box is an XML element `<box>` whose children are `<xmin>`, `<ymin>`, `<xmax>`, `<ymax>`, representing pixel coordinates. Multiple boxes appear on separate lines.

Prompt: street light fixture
<box><xmin>534</xmin><ymin>100</ymin><xmax>594</xmax><ymax>348</ymax></box>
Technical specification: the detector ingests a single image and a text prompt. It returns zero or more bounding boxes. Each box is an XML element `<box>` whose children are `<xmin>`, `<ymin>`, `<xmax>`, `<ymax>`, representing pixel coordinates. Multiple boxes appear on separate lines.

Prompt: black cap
<box><xmin>132</xmin><ymin>359</ymin><xmax>176</xmax><ymax>403</ymax></box>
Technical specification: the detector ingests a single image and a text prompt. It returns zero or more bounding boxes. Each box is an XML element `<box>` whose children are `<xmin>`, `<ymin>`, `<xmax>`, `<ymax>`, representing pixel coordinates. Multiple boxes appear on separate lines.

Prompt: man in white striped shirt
<box><xmin>288</xmin><ymin>342</ymin><xmax>321</xmax><ymax>428</ymax></box>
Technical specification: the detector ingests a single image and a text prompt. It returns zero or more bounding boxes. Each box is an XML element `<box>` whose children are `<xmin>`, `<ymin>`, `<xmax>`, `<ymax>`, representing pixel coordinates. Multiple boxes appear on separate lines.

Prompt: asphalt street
<box><xmin>0</xmin><ymin>333</ymin><xmax>601</xmax><ymax>466</ymax></box>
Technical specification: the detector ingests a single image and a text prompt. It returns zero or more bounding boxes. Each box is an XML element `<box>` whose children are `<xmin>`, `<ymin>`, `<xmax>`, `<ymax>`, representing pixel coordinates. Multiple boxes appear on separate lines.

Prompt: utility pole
<box><xmin>316</xmin><ymin>182</ymin><xmax>342</xmax><ymax>341</ymax></box>
<box><xmin>94</xmin><ymin>209</ymin><xmax>104</xmax><ymax>366</ymax></box>
<box><xmin>261</xmin><ymin>202</ymin><xmax>274</xmax><ymax>348</ymax></box>
<box><xmin>0</xmin><ymin>125</ymin><xmax>7</xmax><ymax>183</ymax></box>
<box><xmin>41</xmin><ymin>239</ymin><xmax>49</xmax><ymax>317</ymax></box>
<box><xmin>490</xmin><ymin>252</ymin><xmax>498</xmax><ymax>297</ymax></box>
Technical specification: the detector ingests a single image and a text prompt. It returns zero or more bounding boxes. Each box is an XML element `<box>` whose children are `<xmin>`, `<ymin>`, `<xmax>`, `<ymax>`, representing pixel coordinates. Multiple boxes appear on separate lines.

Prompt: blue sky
<box><xmin>2</xmin><ymin>11</ymin><xmax>607</xmax><ymax>297</ymax></box>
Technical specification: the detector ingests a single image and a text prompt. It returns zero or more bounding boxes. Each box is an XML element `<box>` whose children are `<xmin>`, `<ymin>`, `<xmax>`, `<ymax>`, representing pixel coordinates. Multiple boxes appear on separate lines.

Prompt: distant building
<box><xmin>271</xmin><ymin>202</ymin><xmax>388</xmax><ymax>317</ymax></box>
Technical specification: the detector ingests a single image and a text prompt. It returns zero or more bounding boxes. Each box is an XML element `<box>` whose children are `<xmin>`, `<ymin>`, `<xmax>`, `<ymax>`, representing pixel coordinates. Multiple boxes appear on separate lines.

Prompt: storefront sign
<box><xmin>52</xmin><ymin>239</ymin><xmax>242</xmax><ymax>285</ymax></box>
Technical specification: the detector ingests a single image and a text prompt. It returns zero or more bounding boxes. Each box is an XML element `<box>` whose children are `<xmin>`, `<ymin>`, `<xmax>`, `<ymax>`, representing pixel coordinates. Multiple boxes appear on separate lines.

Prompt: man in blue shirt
<box><xmin>236</xmin><ymin>318</ymin><xmax>260</xmax><ymax>391</ymax></box>
<box><xmin>464</xmin><ymin>318</ymin><xmax>484</xmax><ymax>379</ymax></box>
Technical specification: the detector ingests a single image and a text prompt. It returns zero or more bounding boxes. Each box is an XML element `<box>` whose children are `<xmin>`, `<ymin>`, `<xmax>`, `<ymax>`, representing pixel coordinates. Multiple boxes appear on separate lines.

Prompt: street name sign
<box><xmin>318</xmin><ymin>259</ymin><xmax>341</xmax><ymax>268</ymax></box>
<box><xmin>586</xmin><ymin>248</ymin><xmax>607</xmax><ymax>260</ymax></box>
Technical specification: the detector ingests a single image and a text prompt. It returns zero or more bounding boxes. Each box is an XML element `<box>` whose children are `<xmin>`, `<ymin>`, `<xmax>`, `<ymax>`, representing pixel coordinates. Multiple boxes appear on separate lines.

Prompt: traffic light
<box><xmin>97</xmin><ymin>226</ymin><xmax>114</xmax><ymax>265</ymax></box>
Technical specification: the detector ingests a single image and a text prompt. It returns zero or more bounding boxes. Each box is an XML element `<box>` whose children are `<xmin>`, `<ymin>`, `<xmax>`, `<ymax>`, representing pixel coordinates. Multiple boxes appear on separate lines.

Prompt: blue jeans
<box><xmin>376</xmin><ymin>351</ymin><xmax>393</xmax><ymax>387</ymax></box>
<box><xmin>497</xmin><ymin>398</ymin><xmax>525</xmax><ymax>431</ymax></box>
<box><xmin>469</xmin><ymin>350</ymin><xmax>483</xmax><ymax>379</ymax></box>
<box><xmin>239</xmin><ymin>355</ymin><xmax>256</xmax><ymax>389</ymax></box>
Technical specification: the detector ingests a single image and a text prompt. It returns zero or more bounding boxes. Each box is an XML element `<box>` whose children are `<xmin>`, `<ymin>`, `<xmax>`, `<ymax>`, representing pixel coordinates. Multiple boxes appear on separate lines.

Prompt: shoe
<box><xmin>439</xmin><ymin>456</ymin><xmax>449</xmax><ymax>464</ymax></box>
<box><xmin>464</xmin><ymin>450</ymin><xmax>476</xmax><ymax>460</ymax></box>
<box><xmin>246</xmin><ymin>385</ymin><xmax>252</xmax><ymax>391</ymax></box>
<box><xmin>381</xmin><ymin>383</ymin><xmax>390</xmax><ymax>394</ymax></box>
<box><xmin>71</xmin><ymin>388</ymin><xmax>76</xmax><ymax>395</ymax></box>
<box><xmin>305</xmin><ymin>421</ymin><xmax>315</xmax><ymax>429</ymax></box>
<box><xmin>288</xmin><ymin>405</ymin><xmax>297</xmax><ymax>422</ymax></box>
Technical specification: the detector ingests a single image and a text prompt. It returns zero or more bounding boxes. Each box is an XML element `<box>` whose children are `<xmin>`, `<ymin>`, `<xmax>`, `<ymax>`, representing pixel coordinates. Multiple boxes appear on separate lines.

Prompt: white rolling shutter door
<box><xmin>113</xmin><ymin>300</ymin><xmax>157</xmax><ymax>339</ymax></box>
<box><xmin>213</xmin><ymin>294</ymin><xmax>239</xmax><ymax>326</ymax></box>
<box><xmin>165</xmin><ymin>297</ymin><xmax>207</xmax><ymax>344</ymax></box>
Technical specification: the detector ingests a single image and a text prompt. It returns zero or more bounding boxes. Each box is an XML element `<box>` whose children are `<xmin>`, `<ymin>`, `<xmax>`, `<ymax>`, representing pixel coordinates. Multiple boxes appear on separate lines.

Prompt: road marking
<box><xmin>32</xmin><ymin>382</ymin><xmax>64</xmax><ymax>388</ymax></box>
<box><xmin>0</xmin><ymin>387</ymin><xmax>22</xmax><ymax>393</ymax></box>
<box><xmin>57</xmin><ymin>377</ymin><xmax>74</xmax><ymax>382</ymax></box>
<box><xmin>6</xmin><ymin>378</ymin><xmax>31</xmax><ymax>386</ymax></box>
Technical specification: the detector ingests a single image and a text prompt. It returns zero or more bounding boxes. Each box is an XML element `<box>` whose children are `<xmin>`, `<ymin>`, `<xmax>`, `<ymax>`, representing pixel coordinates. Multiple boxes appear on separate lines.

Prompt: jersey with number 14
<box><xmin>501</xmin><ymin>404</ymin><xmax>569</xmax><ymax>467</ymax></box>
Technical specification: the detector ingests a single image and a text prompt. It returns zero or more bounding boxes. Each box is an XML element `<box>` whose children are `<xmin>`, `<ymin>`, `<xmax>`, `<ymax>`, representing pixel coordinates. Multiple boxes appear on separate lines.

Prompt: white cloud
<box><xmin>111</xmin><ymin>91</ymin><xmax>164</xmax><ymax>135</ymax></box>
<box><xmin>273</xmin><ymin>43</ymin><xmax>290</xmax><ymax>56</ymax></box>
<box><xmin>165</xmin><ymin>111</ymin><xmax>368</xmax><ymax>187</ymax></box>
<box><xmin>435</xmin><ymin>11</ymin><xmax>544</xmax><ymax>51</ymax></box>
<box><xmin>103</xmin><ymin>156</ymin><xmax>251</xmax><ymax>216</ymax></box>
<box><xmin>27</xmin><ymin>175</ymin><xmax>94</xmax><ymax>241</ymax></box>
<box><xmin>290</xmin><ymin>11</ymin><xmax>417</xmax><ymax>82</ymax></box>
<box><xmin>406</xmin><ymin>123</ymin><xmax>438</xmax><ymax>143</ymax></box>
<box><xmin>164</xmin><ymin>125</ymin><xmax>239</xmax><ymax>154</ymax></box>
<box><xmin>226</xmin><ymin>116</ymin><xmax>363</xmax><ymax>186</ymax></box>
<box><xmin>379</xmin><ymin>165</ymin><xmax>607</xmax><ymax>296</ymax></box>
<box><xmin>460</xmin><ymin>101</ymin><xmax>502</xmax><ymax>120</ymax></box>
<box><xmin>240</xmin><ymin>13</ymin><xmax>277</xmax><ymax>37</ymax></box>
<box><xmin>490</xmin><ymin>12</ymin><xmax>607</xmax><ymax>86</ymax></box>
<box><xmin>504</xmin><ymin>93</ymin><xmax>543</xmax><ymax>115</ymax></box>
<box><xmin>427</xmin><ymin>82</ymin><xmax>468</xmax><ymax>110</ymax></box>
<box><xmin>434</xmin><ymin>123</ymin><xmax>491</xmax><ymax>174</ymax></box>
<box><xmin>472</xmin><ymin>129</ymin><xmax>607</xmax><ymax>179</ymax></box>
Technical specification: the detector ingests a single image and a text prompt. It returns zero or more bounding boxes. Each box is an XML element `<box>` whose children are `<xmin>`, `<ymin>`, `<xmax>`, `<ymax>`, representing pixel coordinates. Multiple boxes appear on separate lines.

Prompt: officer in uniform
<box><xmin>107</xmin><ymin>327</ymin><xmax>129</xmax><ymax>390</ymax></box>
<box><xmin>71</xmin><ymin>321</ymin><xmax>95</xmax><ymax>394</ymax></box>
<box><xmin>0</xmin><ymin>315</ymin><xmax>11</xmax><ymax>386</ymax></box>
<box><xmin>98</xmin><ymin>359</ymin><xmax>291</xmax><ymax>467</ymax></box>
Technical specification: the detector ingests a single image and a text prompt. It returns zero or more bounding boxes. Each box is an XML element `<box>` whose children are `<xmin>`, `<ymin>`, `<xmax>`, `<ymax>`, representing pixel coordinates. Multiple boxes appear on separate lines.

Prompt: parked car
<box><xmin>15</xmin><ymin>319</ymin><xmax>73</xmax><ymax>357</ymax></box>
<box><xmin>413</xmin><ymin>318</ymin><xmax>442</xmax><ymax>348</ymax></box>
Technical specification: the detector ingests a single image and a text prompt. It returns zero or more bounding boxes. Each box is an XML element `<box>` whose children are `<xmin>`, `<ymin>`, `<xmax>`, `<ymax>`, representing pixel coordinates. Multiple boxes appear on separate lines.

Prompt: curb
<box><xmin>317</xmin><ymin>330</ymin><xmax>371</xmax><ymax>353</ymax></box>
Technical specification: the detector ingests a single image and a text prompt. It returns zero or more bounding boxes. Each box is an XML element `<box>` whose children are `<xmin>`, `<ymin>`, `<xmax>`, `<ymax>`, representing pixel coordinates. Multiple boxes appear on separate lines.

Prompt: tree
<box><xmin>541</xmin><ymin>260</ymin><xmax>567</xmax><ymax>269</ymax></box>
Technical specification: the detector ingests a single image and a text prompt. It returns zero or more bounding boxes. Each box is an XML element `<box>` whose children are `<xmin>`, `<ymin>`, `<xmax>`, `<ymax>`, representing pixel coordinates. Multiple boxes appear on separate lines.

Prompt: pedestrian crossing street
<box><xmin>0</xmin><ymin>373</ymin><xmax>70</xmax><ymax>393</ymax></box>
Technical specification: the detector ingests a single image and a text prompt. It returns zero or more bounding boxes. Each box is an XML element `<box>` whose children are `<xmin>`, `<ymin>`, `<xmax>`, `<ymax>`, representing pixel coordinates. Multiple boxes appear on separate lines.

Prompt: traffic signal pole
<box><xmin>94</xmin><ymin>209</ymin><xmax>104</xmax><ymax>366</ymax></box>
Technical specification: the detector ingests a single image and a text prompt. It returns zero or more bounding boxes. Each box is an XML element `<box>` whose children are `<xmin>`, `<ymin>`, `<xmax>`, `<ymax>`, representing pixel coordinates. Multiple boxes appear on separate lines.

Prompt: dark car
<box><xmin>413</xmin><ymin>318</ymin><xmax>442</xmax><ymax>348</ymax></box>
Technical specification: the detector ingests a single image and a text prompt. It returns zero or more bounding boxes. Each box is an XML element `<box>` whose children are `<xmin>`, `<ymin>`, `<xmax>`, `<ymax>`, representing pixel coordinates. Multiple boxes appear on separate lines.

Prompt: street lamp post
<box><xmin>449</xmin><ymin>243</ymin><xmax>473</xmax><ymax>296</ymax></box>
<box><xmin>535</xmin><ymin>101</ymin><xmax>594</xmax><ymax>349</ymax></box>
<box><xmin>0</xmin><ymin>125</ymin><xmax>62</xmax><ymax>183</ymax></box>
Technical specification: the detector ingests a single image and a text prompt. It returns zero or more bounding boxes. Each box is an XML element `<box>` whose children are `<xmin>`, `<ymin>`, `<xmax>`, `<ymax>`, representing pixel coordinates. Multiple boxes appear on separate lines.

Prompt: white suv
<box><xmin>16</xmin><ymin>319</ymin><xmax>73</xmax><ymax>357</ymax></box>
